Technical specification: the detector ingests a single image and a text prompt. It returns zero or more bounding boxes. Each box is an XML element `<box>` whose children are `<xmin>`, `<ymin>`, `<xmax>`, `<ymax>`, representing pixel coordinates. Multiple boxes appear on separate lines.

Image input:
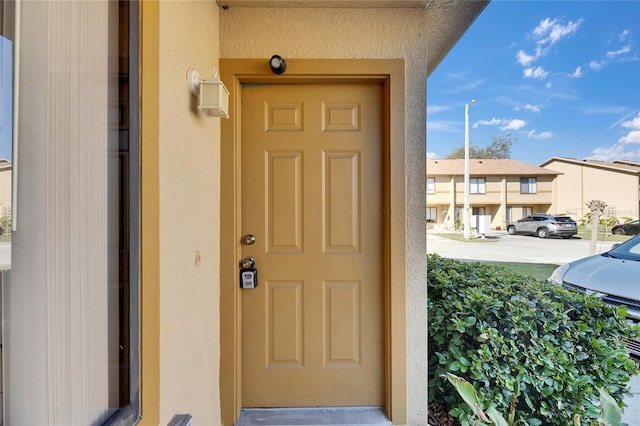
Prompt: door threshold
<box><xmin>235</xmin><ymin>407</ymin><xmax>391</xmax><ymax>426</ymax></box>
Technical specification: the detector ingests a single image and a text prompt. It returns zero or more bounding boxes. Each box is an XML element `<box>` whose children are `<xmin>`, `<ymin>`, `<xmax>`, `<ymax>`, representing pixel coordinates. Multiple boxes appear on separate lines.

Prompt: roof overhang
<box><xmin>216</xmin><ymin>0</ymin><xmax>490</xmax><ymax>76</ymax></box>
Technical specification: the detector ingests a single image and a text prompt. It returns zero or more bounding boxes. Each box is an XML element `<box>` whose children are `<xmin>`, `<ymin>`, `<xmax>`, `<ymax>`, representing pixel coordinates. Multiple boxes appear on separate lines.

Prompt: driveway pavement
<box><xmin>427</xmin><ymin>230</ymin><xmax>640</xmax><ymax>425</ymax></box>
<box><xmin>427</xmin><ymin>229</ymin><xmax>615</xmax><ymax>264</ymax></box>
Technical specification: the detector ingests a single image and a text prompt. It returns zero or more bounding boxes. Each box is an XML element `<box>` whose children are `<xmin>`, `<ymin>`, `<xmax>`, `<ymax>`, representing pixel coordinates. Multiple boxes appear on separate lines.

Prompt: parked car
<box><xmin>507</xmin><ymin>214</ymin><xmax>578</xmax><ymax>239</ymax></box>
<box><xmin>549</xmin><ymin>234</ymin><xmax>640</xmax><ymax>358</ymax></box>
<box><xmin>612</xmin><ymin>219</ymin><xmax>640</xmax><ymax>236</ymax></box>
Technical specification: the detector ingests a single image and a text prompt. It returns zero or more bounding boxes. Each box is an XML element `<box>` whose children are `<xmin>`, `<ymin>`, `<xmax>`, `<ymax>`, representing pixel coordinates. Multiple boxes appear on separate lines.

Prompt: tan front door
<box><xmin>240</xmin><ymin>82</ymin><xmax>384</xmax><ymax>407</ymax></box>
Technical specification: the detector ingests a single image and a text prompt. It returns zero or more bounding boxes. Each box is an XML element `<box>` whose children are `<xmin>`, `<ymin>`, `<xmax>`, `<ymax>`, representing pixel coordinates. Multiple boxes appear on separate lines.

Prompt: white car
<box><xmin>549</xmin><ymin>234</ymin><xmax>640</xmax><ymax>358</ymax></box>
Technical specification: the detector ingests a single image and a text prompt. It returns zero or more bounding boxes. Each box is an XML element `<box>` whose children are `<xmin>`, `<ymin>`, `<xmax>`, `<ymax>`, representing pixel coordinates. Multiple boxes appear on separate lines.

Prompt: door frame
<box><xmin>219</xmin><ymin>59</ymin><xmax>407</xmax><ymax>425</ymax></box>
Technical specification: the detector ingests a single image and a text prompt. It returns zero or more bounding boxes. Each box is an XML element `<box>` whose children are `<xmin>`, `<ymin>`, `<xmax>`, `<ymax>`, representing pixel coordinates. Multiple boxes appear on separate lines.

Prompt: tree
<box><xmin>446</xmin><ymin>133</ymin><xmax>516</xmax><ymax>159</ymax></box>
<box><xmin>586</xmin><ymin>200</ymin><xmax>607</xmax><ymax>255</ymax></box>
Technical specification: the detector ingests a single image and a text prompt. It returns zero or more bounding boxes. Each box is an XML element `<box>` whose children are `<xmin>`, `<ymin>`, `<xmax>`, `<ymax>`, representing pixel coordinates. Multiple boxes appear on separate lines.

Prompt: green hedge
<box><xmin>427</xmin><ymin>254</ymin><xmax>639</xmax><ymax>425</ymax></box>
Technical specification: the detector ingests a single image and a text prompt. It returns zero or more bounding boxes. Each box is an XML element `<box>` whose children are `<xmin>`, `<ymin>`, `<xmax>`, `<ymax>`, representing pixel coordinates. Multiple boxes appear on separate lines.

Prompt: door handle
<box><xmin>243</xmin><ymin>234</ymin><xmax>256</xmax><ymax>245</ymax></box>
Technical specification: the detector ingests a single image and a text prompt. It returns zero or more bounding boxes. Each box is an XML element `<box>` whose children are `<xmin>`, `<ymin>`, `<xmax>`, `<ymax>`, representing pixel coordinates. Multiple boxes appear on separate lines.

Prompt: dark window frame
<box><xmin>520</xmin><ymin>177</ymin><xmax>537</xmax><ymax>194</ymax></box>
<box><xmin>426</xmin><ymin>177</ymin><xmax>435</xmax><ymax>194</ymax></box>
<box><xmin>470</xmin><ymin>177</ymin><xmax>486</xmax><ymax>194</ymax></box>
<box><xmin>104</xmin><ymin>1</ymin><xmax>140</xmax><ymax>424</ymax></box>
<box><xmin>426</xmin><ymin>207</ymin><xmax>436</xmax><ymax>222</ymax></box>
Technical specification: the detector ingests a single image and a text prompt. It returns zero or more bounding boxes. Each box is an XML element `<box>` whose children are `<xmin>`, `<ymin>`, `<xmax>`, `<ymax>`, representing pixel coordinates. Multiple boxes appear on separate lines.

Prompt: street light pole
<box><xmin>463</xmin><ymin>99</ymin><xmax>476</xmax><ymax>239</ymax></box>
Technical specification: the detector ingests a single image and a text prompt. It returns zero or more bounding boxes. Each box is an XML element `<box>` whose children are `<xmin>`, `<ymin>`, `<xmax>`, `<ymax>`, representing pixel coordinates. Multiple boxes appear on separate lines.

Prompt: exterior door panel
<box><xmin>240</xmin><ymin>83</ymin><xmax>384</xmax><ymax>407</ymax></box>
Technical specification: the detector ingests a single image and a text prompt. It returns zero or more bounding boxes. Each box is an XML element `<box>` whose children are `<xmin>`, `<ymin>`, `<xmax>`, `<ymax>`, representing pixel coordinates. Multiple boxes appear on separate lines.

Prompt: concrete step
<box><xmin>235</xmin><ymin>407</ymin><xmax>391</xmax><ymax>426</ymax></box>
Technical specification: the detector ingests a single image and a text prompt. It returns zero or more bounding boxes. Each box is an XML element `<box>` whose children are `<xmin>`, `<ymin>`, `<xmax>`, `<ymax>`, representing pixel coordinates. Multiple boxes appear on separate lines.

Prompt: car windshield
<box><xmin>606</xmin><ymin>235</ymin><xmax>640</xmax><ymax>261</ymax></box>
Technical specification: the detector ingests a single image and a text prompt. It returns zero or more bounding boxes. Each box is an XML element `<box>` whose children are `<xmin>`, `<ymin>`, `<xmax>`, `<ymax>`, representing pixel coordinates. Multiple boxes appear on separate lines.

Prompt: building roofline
<box><xmin>427</xmin><ymin>158</ymin><xmax>561</xmax><ymax>176</ymax></box>
<box><xmin>539</xmin><ymin>157</ymin><xmax>640</xmax><ymax>175</ymax></box>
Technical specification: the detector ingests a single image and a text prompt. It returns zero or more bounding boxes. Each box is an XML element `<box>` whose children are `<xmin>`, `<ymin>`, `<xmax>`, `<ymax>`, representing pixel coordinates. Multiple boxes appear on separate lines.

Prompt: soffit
<box><xmin>216</xmin><ymin>0</ymin><xmax>489</xmax><ymax>76</ymax></box>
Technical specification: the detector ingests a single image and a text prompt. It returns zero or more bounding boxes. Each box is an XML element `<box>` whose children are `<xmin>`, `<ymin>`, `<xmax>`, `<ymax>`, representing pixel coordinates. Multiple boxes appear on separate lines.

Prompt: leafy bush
<box><xmin>428</xmin><ymin>254</ymin><xmax>639</xmax><ymax>426</ymax></box>
<box><xmin>579</xmin><ymin>213</ymin><xmax>620</xmax><ymax>227</ymax></box>
<box><xmin>620</xmin><ymin>217</ymin><xmax>634</xmax><ymax>224</ymax></box>
<box><xmin>442</xmin><ymin>372</ymin><xmax>624</xmax><ymax>426</ymax></box>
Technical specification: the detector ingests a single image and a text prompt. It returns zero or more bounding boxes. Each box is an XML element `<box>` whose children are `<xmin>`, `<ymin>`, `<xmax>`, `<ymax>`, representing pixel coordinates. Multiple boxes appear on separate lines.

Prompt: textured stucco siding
<box><xmin>543</xmin><ymin>161</ymin><xmax>640</xmax><ymax>220</ymax></box>
<box><xmin>221</xmin><ymin>8</ymin><xmax>427</xmax><ymax>425</ymax></box>
<box><xmin>158</xmin><ymin>2</ymin><xmax>222</xmax><ymax>424</ymax></box>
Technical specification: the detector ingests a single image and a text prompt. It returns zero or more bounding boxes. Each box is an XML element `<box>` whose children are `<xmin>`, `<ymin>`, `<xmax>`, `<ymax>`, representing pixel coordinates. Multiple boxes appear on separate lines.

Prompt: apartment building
<box><xmin>426</xmin><ymin>158</ymin><xmax>561</xmax><ymax>230</ymax></box>
<box><xmin>539</xmin><ymin>157</ymin><xmax>640</xmax><ymax>221</ymax></box>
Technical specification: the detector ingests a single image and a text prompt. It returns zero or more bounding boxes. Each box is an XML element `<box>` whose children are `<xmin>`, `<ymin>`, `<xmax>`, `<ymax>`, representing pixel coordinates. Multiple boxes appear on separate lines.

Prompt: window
<box><xmin>472</xmin><ymin>207</ymin><xmax>485</xmax><ymax>215</ymax></box>
<box><xmin>520</xmin><ymin>177</ymin><xmax>536</xmax><ymax>194</ymax></box>
<box><xmin>523</xmin><ymin>206</ymin><xmax>533</xmax><ymax>217</ymax></box>
<box><xmin>427</xmin><ymin>177</ymin><xmax>435</xmax><ymax>194</ymax></box>
<box><xmin>1</xmin><ymin>1</ymin><xmax>140</xmax><ymax>424</ymax></box>
<box><xmin>470</xmin><ymin>177</ymin><xmax>485</xmax><ymax>194</ymax></box>
<box><xmin>105</xmin><ymin>2</ymin><xmax>140</xmax><ymax>423</ymax></box>
<box><xmin>427</xmin><ymin>207</ymin><xmax>437</xmax><ymax>222</ymax></box>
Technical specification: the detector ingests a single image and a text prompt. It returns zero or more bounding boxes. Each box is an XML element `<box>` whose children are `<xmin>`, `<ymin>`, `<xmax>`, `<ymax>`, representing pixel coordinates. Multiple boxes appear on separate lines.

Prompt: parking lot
<box><xmin>426</xmin><ymin>230</ymin><xmax>640</xmax><ymax>424</ymax></box>
<box><xmin>427</xmin><ymin>229</ymin><xmax>615</xmax><ymax>264</ymax></box>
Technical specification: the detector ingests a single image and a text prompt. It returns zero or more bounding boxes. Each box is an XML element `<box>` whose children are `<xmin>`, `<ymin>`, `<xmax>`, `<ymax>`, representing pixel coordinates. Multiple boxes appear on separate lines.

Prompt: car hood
<box><xmin>563</xmin><ymin>254</ymin><xmax>640</xmax><ymax>301</ymax></box>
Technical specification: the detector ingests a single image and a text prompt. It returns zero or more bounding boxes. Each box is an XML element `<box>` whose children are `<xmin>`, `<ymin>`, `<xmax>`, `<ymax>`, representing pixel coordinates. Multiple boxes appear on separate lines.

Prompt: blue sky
<box><xmin>427</xmin><ymin>0</ymin><xmax>640</xmax><ymax>165</ymax></box>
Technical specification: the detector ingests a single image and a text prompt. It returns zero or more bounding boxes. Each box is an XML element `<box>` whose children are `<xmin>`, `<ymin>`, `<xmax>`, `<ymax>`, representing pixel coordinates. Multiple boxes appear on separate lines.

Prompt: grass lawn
<box><xmin>473</xmin><ymin>260</ymin><xmax>560</xmax><ymax>281</ymax></box>
<box><xmin>576</xmin><ymin>226</ymin><xmax>632</xmax><ymax>242</ymax></box>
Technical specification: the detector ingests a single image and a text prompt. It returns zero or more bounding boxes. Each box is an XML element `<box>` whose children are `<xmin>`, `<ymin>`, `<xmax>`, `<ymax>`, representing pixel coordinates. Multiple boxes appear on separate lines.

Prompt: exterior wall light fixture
<box><xmin>269</xmin><ymin>55</ymin><xmax>286</xmax><ymax>74</ymax></box>
<box><xmin>186</xmin><ymin>67</ymin><xmax>230</xmax><ymax>118</ymax></box>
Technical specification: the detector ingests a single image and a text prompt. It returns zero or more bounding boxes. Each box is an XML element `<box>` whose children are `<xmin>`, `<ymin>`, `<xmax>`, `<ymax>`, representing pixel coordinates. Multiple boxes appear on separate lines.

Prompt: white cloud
<box><xmin>545</xmin><ymin>81</ymin><xmax>552</xmax><ymax>89</ymax></box>
<box><xmin>618</xmin><ymin>112</ymin><xmax>640</xmax><ymax>144</ymax></box>
<box><xmin>516</xmin><ymin>104</ymin><xmax>541</xmax><ymax>113</ymax></box>
<box><xmin>516</xmin><ymin>50</ymin><xmax>536</xmax><ymax>66</ymax></box>
<box><xmin>589</xmin><ymin>60</ymin><xmax>604</xmax><ymax>71</ymax></box>
<box><xmin>620</xmin><ymin>112</ymin><xmax>640</xmax><ymax>130</ymax></box>
<box><xmin>619</xmin><ymin>130</ymin><xmax>640</xmax><ymax>144</ymax></box>
<box><xmin>523</xmin><ymin>66</ymin><xmax>549</xmax><ymax>79</ymax></box>
<box><xmin>473</xmin><ymin>117</ymin><xmax>503</xmax><ymax>129</ymax></box>
<box><xmin>533</xmin><ymin>17</ymin><xmax>583</xmax><ymax>47</ymax></box>
<box><xmin>515</xmin><ymin>18</ymin><xmax>583</xmax><ymax>81</ymax></box>
<box><xmin>500</xmin><ymin>119</ymin><xmax>526</xmax><ymax>131</ymax></box>
<box><xmin>588</xmin><ymin>144</ymin><xmax>628</xmax><ymax>162</ymax></box>
<box><xmin>426</xmin><ymin>152</ymin><xmax>439</xmax><ymax>160</ymax></box>
<box><xmin>533</xmin><ymin>18</ymin><xmax>556</xmax><ymax>38</ymax></box>
<box><xmin>607</xmin><ymin>45</ymin><xmax>631</xmax><ymax>58</ymax></box>
<box><xmin>588</xmin><ymin>112</ymin><xmax>640</xmax><ymax>162</ymax></box>
<box><xmin>473</xmin><ymin>118</ymin><xmax>528</xmax><ymax>131</ymax></box>
<box><xmin>547</xmin><ymin>19</ymin><xmax>582</xmax><ymax>44</ymax></box>
<box><xmin>526</xmin><ymin>130</ymin><xmax>553</xmax><ymax>139</ymax></box>
<box><xmin>589</xmin><ymin>143</ymin><xmax>640</xmax><ymax>162</ymax></box>
<box><xmin>569</xmin><ymin>66</ymin><xmax>582</xmax><ymax>78</ymax></box>
<box><xmin>619</xmin><ymin>29</ymin><xmax>630</xmax><ymax>42</ymax></box>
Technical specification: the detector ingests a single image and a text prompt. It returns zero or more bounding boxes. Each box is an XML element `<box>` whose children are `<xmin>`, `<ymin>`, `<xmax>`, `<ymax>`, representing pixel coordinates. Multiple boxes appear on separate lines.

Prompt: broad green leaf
<box><xmin>573</xmin><ymin>414</ymin><xmax>581</xmax><ymax>426</ymax></box>
<box><xmin>597</xmin><ymin>388</ymin><xmax>622</xmax><ymax>426</ymax></box>
<box><xmin>441</xmin><ymin>373</ymin><xmax>490</xmax><ymax>423</ymax></box>
<box><xmin>486</xmin><ymin>406</ymin><xmax>509</xmax><ymax>426</ymax></box>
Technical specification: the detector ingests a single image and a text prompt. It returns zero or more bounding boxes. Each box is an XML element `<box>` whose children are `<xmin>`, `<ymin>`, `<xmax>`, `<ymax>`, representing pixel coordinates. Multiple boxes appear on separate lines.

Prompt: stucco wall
<box><xmin>543</xmin><ymin>161</ymin><xmax>640</xmax><ymax>220</ymax></box>
<box><xmin>220</xmin><ymin>8</ymin><xmax>427</xmax><ymax>425</ymax></box>
<box><xmin>158</xmin><ymin>2</ymin><xmax>221</xmax><ymax>424</ymax></box>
